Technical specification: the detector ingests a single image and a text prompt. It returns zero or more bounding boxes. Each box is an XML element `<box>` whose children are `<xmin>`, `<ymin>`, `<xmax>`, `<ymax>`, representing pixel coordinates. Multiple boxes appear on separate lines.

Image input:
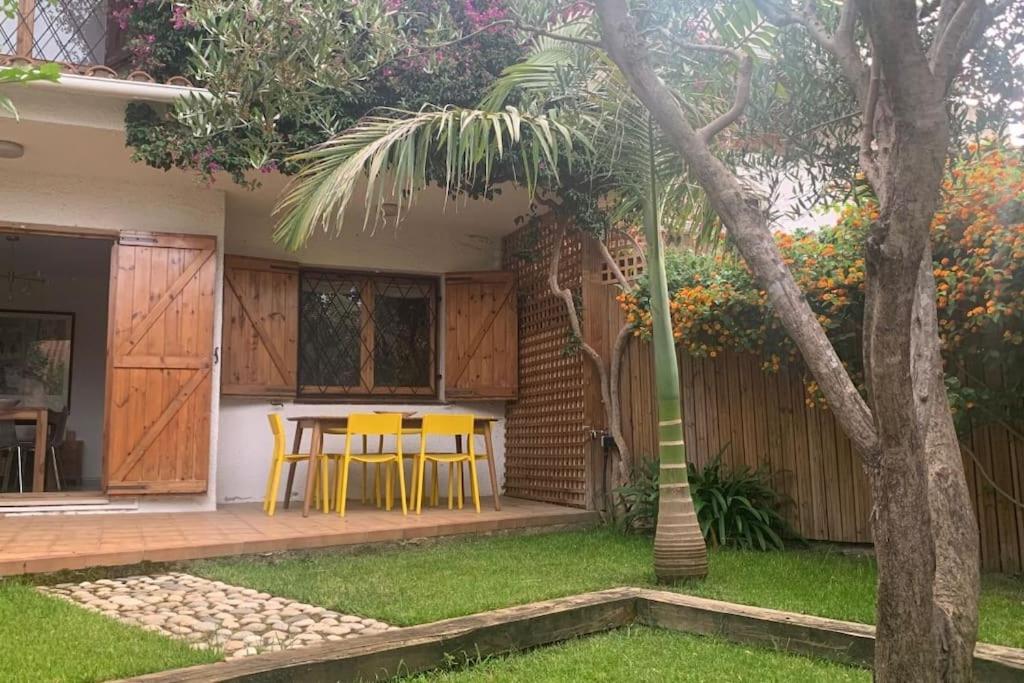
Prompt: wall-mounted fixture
<box><xmin>0</xmin><ymin>141</ymin><xmax>25</xmax><ymax>159</ymax></box>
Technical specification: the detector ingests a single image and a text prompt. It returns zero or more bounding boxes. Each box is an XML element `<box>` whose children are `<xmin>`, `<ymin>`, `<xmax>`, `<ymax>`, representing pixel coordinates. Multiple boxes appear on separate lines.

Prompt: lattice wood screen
<box><xmin>502</xmin><ymin>221</ymin><xmax>588</xmax><ymax>507</ymax></box>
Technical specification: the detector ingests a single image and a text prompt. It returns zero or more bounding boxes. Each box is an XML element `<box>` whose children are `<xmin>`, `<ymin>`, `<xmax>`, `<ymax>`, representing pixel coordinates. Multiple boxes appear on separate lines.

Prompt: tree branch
<box><xmin>754</xmin><ymin>0</ymin><xmax>869</xmax><ymax>103</ymax></box>
<box><xmin>928</xmin><ymin>0</ymin><xmax>980</xmax><ymax>81</ymax></box>
<box><xmin>699</xmin><ymin>51</ymin><xmax>753</xmax><ymax>143</ymax></box>
<box><xmin>657</xmin><ymin>31</ymin><xmax>755</xmax><ymax>144</ymax></box>
<box><xmin>595</xmin><ymin>0</ymin><xmax>881</xmax><ymax>462</ymax></box>
<box><xmin>515</xmin><ymin>21</ymin><xmax>603</xmax><ymax>48</ymax></box>
<box><xmin>859</xmin><ymin>52</ymin><xmax>882</xmax><ymax>182</ymax></box>
<box><xmin>548</xmin><ymin>222</ymin><xmax>630</xmax><ymax>485</ymax></box>
<box><xmin>596</xmin><ymin>238</ymin><xmax>631</xmax><ymax>290</ymax></box>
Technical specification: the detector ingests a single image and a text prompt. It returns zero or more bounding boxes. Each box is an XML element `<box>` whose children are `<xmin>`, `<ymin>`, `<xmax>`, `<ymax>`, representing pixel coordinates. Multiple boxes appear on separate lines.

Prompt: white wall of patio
<box><xmin>0</xmin><ymin>81</ymin><xmax>528</xmax><ymax>511</ymax></box>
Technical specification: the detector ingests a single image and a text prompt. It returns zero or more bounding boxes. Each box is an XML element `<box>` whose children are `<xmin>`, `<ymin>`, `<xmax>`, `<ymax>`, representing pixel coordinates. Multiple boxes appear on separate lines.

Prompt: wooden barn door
<box><xmin>104</xmin><ymin>232</ymin><xmax>217</xmax><ymax>494</ymax></box>
<box><xmin>445</xmin><ymin>271</ymin><xmax>518</xmax><ymax>400</ymax></box>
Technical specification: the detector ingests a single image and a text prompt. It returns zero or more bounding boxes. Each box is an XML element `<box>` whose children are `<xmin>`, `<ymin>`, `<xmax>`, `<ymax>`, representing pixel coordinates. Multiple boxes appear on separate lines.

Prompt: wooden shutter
<box><xmin>444</xmin><ymin>271</ymin><xmax>518</xmax><ymax>400</ymax></box>
<box><xmin>221</xmin><ymin>255</ymin><xmax>298</xmax><ymax>397</ymax></box>
<box><xmin>104</xmin><ymin>232</ymin><xmax>217</xmax><ymax>495</ymax></box>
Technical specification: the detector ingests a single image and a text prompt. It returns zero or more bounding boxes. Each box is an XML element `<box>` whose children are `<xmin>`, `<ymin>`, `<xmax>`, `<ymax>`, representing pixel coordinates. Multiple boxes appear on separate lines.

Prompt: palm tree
<box><xmin>269</xmin><ymin>6</ymin><xmax>773</xmax><ymax>581</ymax></box>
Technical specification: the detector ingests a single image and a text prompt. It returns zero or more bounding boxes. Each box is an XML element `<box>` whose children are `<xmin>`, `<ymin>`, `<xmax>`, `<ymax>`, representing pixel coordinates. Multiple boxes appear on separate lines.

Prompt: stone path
<box><xmin>40</xmin><ymin>573</ymin><xmax>396</xmax><ymax>659</ymax></box>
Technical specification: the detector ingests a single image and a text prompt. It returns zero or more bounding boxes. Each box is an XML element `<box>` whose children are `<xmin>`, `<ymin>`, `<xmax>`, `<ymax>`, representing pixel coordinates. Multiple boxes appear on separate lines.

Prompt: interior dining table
<box><xmin>0</xmin><ymin>406</ymin><xmax>49</xmax><ymax>493</ymax></box>
<box><xmin>287</xmin><ymin>414</ymin><xmax>501</xmax><ymax>517</ymax></box>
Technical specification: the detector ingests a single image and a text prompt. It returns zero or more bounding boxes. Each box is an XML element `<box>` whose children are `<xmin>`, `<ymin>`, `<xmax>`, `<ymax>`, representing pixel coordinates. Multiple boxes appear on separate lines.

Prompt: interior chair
<box><xmin>264</xmin><ymin>413</ymin><xmax>339</xmax><ymax>516</ymax></box>
<box><xmin>414</xmin><ymin>414</ymin><xmax>480</xmax><ymax>514</ymax></box>
<box><xmin>0</xmin><ymin>420</ymin><xmax>25</xmax><ymax>493</ymax></box>
<box><xmin>37</xmin><ymin>408</ymin><xmax>68</xmax><ymax>491</ymax></box>
<box><xmin>336</xmin><ymin>413</ymin><xmax>407</xmax><ymax>516</ymax></box>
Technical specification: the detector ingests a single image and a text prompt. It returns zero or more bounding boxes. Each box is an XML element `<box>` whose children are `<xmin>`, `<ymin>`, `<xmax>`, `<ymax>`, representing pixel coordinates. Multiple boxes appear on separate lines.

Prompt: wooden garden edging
<box><xmin>118</xmin><ymin>588</ymin><xmax>1024</xmax><ymax>682</ymax></box>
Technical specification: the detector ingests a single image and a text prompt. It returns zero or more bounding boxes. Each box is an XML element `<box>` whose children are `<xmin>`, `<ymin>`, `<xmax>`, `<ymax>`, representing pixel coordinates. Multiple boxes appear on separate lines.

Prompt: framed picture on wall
<box><xmin>0</xmin><ymin>310</ymin><xmax>74</xmax><ymax>411</ymax></box>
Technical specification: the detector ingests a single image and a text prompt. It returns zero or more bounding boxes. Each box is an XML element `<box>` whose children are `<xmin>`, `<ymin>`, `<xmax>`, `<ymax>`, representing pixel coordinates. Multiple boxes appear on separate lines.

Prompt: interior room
<box><xmin>0</xmin><ymin>232</ymin><xmax>112</xmax><ymax>495</ymax></box>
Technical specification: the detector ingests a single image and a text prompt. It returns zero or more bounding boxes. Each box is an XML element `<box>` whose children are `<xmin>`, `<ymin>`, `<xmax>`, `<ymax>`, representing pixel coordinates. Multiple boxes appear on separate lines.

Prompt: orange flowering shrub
<box><xmin>619</xmin><ymin>143</ymin><xmax>1024</xmax><ymax>419</ymax></box>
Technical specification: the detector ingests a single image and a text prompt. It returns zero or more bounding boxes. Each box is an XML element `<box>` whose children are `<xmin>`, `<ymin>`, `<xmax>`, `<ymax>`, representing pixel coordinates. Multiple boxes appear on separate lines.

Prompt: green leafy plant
<box><xmin>617</xmin><ymin>450</ymin><xmax>798</xmax><ymax>551</ymax></box>
<box><xmin>616</xmin><ymin>458</ymin><xmax>661</xmax><ymax>534</ymax></box>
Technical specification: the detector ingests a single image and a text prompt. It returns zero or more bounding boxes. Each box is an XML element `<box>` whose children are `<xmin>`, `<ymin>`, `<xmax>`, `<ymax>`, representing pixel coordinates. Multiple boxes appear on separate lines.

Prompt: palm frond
<box><xmin>273</xmin><ymin>105</ymin><xmax>577</xmax><ymax>249</ymax></box>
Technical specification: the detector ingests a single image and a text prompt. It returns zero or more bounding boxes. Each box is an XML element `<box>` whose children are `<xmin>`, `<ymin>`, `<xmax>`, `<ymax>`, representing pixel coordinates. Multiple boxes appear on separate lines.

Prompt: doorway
<box><xmin>0</xmin><ymin>231</ymin><xmax>113</xmax><ymax>496</ymax></box>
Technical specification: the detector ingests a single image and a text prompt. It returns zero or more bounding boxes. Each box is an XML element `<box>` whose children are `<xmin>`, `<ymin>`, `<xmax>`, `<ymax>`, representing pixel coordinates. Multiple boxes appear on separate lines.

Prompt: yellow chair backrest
<box><xmin>267</xmin><ymin>413</ymin><xmax>285</xmax><ymax>455</ymax></box>
<box><xmin>347</xmin><ymin>413</ymin><xmax>403</xmax><ymax>437</ymax></box>
<box><xmin>421</xmin><ymin>413</ymin><xmax>474</xmax><ymax>437</ymax></box>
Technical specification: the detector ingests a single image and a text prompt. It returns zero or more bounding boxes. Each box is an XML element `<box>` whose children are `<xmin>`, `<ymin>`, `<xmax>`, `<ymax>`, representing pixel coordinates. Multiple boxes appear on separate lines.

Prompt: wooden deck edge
<box><xmin>116</xmin><ymin>587</ymin><xmax>1024</xmax><ymax>683</ymax></box>
<box><xmin>0</xmin><ymin>509</ymin><xmax>599</xmax><ymax>577</ymax></box>
<box><xmin>117</xmin><ymin>589</ymin><xmax>639</xmax><ymax>682</ymax></box>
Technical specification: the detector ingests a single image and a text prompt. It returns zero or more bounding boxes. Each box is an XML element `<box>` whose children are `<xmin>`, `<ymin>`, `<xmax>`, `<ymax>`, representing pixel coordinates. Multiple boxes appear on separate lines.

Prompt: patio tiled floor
<box><xmin>0</xmin><ymin>498</ymin><xmax>596</xmax><ymax>576</ymax></box>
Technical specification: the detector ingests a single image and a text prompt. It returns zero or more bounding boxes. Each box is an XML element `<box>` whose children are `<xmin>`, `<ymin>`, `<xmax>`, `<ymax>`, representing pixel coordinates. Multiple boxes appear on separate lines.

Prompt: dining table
<box><xmin>0</xmin><ymin>406</ymin><xmax>50</xmax><ymax>493</ymax></box>
<box><xmin>287</xmin><ymin>414</ymin><xmax>501</xmax><ymax>517</ymax></box>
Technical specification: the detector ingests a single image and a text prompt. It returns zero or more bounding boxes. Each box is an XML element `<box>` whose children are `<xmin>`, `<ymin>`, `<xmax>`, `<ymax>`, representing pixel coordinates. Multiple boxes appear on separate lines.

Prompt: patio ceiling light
<box><xmin>0</xmin><ymin>141</ymin><xmax>24</xmax><ymax>159</ymax></box>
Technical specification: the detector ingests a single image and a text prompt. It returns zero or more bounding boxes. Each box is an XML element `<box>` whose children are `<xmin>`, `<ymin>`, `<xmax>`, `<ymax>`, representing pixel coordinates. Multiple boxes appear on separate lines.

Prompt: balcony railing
<box><xmin>1</xmin><ymin>0</ymin><xmax>115</xmax><ymax>67</ymax></box>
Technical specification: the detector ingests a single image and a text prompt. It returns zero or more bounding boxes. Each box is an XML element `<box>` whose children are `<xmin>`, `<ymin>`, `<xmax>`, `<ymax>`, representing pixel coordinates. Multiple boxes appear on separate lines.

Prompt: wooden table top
<box><xmin>0</xmin><ymin>406</ymin><xmax>52</xmax><ymax>419</ymax></box>
<box><xmin>287</xmin><ymin>414</ymin><xmax>498</xmax><ymax>424</ymax></box>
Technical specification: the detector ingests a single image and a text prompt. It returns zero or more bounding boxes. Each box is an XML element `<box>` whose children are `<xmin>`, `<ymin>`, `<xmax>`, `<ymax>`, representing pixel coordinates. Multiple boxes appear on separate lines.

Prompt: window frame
<box><xmin>296</xmin><ymin>268</ymin><xmax>440</xmax><ymax>401</ymax></box>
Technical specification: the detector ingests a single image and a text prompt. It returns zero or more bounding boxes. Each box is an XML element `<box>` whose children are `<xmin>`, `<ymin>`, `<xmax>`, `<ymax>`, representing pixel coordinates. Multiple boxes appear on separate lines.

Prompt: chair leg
<box><xmin>334</xmin><ymin>458</ymin><xmax>344</xmax><ymax>512</ymax></box>
<box><xmin>396</xmin><ymin>457</ymin><xmax>408</xmax><ymax>515</ymax></box>
<box><xmin>361</xmin><ymin>462</ymin><xmax>368</xmax><ymax>504</ymax></box>
<box><xmin>361</xmin><ymin>435</ymin><xmax>368</xmax><ymax>503</ymax></box>
<box><xmin>16</xmin><ymin>447</ymin><xmax>24</xmax><ymax>494</ymax></box>
<box><xmin>431</xmin><ymin>462</ymin><xmax>439</xmax><ymax>506</ymax></box>
<box><xmin>374</xmin><ymin>463</ymin><xmax>382</xmax><ymax>508</ymax></box>
<box><xmin>267</xmin><ymin>459</ymin><xmax>284</xmax><ymax>516</ymax></box>
<box><xmin>263</xmin><ymin>457</ymin><xmax>275</xmax><ymax>512</ymax></box>
<box><xmin>338</xmin><ymin>456</ymin><xmax>351</xmax><ymax>516</ymax></box>
<box><xmin>319</xmin><ymin>456</ymin><xmax>330</xmax><ymax>514</ymax></box>
<box><xmin>456</xmin><ymin>462</ymin><xmax>464</xmax><ymax>510</ymax></box>
<box><xmin>50</xmin><ymin>446</ymin><xmax>61</xmax><ymax>492</ymax></box>
<box><xmin>415</xmin><ymin>457</ymin><xmax>427</xmax><ymax>514</ymax></box>
<box><xmin>447</xmin><ymin>463</ymin><xmax>455</xmax><ymax>510</ymax></box>
<box><xmin>283</xmin><ymin>462</ymin><xmax>298</xmax><ymax>509</ymax></box>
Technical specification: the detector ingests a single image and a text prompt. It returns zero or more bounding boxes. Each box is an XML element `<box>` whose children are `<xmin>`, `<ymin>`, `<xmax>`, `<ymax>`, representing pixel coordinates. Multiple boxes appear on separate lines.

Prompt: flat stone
<box><xmin>263</xmin><ymin>630</ymin><xmax>288</xmax><ymax>643</ymax></box>
<box><xmin>223</xmin><ymin>640</ymin><xmax>245</xmax><ymax>652</ymax></box>
<box><xmin>108</xmin><ymin>595</ymin><xmax>145</xmax><ymax>609</ymax></box>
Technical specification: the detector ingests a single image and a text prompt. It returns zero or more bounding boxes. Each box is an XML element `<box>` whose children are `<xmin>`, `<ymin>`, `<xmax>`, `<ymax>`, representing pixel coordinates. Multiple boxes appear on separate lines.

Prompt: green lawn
<box><xmin>405</xmin><ymin>626</ymin><xmax>869</xmax><ymax>682</ymax></box>
<box><xmin>0</xmin><ymin>582</ymin><xmax>219</xmax><ymax>683</ymax></box>
<box><xmin>191</xmin><ymin>528</ymin><xmax>1024</xmax><ymax>648</ymax></box>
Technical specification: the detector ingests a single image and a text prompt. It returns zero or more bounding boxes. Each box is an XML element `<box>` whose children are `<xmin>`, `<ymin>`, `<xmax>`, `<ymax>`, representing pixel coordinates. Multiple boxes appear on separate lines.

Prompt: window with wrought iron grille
<box><xmin>298</xmin><ymin>270</ymin><xmax>438</xmax><ymax>399</ymax></box>
<box><xmin>1</xmin><ymin>0</ymin><xmax>112</xmax><ymax>65</ymax></box>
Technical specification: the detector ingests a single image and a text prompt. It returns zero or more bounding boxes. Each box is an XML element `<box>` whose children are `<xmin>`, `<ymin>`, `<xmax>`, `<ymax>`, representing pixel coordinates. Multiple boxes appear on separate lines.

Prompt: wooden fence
<box><xmin>617</xmin><ymin>343</ymin><xmax>1024</xmax><ymax>574</ymax></box>
<box><xmin>502</xmin><ymin>223</ymin><xmax>1024</xmax><ymax>572</ymax></box>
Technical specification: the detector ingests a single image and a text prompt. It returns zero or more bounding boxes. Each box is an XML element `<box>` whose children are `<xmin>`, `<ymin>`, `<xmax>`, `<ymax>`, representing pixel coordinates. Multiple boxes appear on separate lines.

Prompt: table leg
<box><xmin>284</xmin><ymin>423</ymin><xmax>305</xmax><ymax>509</ymax></box>
<box><xmin>33</xmin><ymin>410</ymin><xmax>48</xmax><ymax>493</ymax></box>
<box><xmin>483</xmin><ymin>422</ymin><xmax>500</xmax><ymax>511</ymax></box>
<box><xmin>302</xmin><ymin>422</ymin><xmax>323</xmax><ymax>517</ymax></box>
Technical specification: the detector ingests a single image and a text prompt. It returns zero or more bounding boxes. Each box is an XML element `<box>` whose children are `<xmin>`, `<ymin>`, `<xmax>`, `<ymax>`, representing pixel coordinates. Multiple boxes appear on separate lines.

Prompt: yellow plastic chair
<box><xmin>264</xmin><ymin>414</ymin><xmax>338</xmax><ymax>516</ymax></box>
<box><xmin>414</xmin><ymin>414</ymin><xmax>480</xmax><ymax>514</ymax></box>
<box><xmin>336</xmin><ymin>413</ymin><xmax>408</xmax><ymax>515</ymax></box>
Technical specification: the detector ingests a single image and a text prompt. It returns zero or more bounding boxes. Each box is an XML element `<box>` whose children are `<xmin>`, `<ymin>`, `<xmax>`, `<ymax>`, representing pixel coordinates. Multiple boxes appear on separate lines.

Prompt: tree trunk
<box><xmin>594</xmin><ymin>0</ymin><xmax>980</xmax><ymax>675</ymax></box>
<box><xmin>643</xmin><ymin>169</ymin><xmax>707</xmax><ymax>582</ymax></box>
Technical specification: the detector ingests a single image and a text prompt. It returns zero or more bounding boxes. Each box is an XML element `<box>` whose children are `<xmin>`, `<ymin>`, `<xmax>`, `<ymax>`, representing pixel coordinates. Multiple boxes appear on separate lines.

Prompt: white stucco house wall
<box><xmin>0</xmin><ymin>75</ymin><xmax>526</xmax><ymax>513</ymax></box>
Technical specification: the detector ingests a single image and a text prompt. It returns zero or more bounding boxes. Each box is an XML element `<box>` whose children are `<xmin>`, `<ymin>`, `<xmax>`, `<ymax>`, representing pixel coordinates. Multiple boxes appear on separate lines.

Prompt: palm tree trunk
<box><xmin>644</xmin><ymin>126</ymin><xmax>707</xmax><ymax>582</ymax></box>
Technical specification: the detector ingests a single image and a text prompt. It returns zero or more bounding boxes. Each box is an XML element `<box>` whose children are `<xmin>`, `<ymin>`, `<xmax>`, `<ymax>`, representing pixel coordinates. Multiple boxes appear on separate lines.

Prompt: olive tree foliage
<box><xmin>586</xmin><ymin>0</ymin><xmax>1020</xmax><ymax>681</ymax></box>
